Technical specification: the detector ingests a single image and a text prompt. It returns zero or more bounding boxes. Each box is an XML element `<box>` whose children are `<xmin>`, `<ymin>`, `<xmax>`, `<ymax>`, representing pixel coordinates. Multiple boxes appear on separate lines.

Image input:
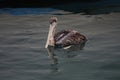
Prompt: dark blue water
<box><xmin>0</xmin><ymin>0</ymin><xmax>120</xmax><ymax>15</ymax></box>
<box><xmin>0</xmin><ymin>8</ymin><xmax>58</xmax><ymax>15</ymax></box>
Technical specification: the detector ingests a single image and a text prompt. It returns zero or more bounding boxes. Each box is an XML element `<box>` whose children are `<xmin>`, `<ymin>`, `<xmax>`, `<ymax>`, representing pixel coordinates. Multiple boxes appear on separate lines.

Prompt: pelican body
<box><xmin>45</xmin><ymin>17</ymin><xmax>87</xmax><ymax>49</ymax></box>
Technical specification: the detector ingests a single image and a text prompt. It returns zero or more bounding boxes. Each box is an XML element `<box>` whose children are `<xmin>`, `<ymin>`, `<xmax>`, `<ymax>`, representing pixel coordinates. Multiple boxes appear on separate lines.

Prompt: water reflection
<box><xmin>46</xmin><ymin>44</ymin><xmax>87</xmax><ymax>73</ymax></box>
<box><xmin>46</xmin><ymin>46</ymin><xmax>58</xmax><ymax>64</ymax></box>
<box><xmin>46</xmin><ymin>44</ymin><xmax>86</xmax><ymax>64</ymax></box>
<box><xmin>46</xmin><ymin>46</ymin><xmax>59</xmax><ymax>73</ymax></box>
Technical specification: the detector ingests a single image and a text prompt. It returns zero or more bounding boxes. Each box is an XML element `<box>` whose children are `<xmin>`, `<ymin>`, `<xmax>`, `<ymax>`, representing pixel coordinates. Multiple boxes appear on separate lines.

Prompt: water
<box><xmin>0</xmin><ymin>0</ymin><xmax>120</xmax><ymax>15</ymax></box>
<box><xmin>0</xmin><ymin>8</ymin><xmax>58</xmax><ymax>15</ymax></box>
<box><xmin>0</xmin><ymin>12</ymin><xmax>120</xmax><ymax>80</ymax></box>
<box><xmin>0</xmin><ymin>0</ymin><xmax>120</xmax><ymax>80</ymax></box>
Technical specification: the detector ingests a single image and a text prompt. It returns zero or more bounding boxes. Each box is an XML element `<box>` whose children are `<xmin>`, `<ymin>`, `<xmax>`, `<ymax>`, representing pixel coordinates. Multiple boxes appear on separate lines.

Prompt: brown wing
<box><xmin>54</xmin><ymin>30</ymin><xmax>70</xmax><ymax>42</ymax></box>
<box><xmin>54</xmin><ymin>30</ymin><xmax>87</xmax><ymax>47</ymax></box>
<box><xmin>62</xmin><ymin>32</ymin><xmax>87</xmax><ymax>47</ymax></box>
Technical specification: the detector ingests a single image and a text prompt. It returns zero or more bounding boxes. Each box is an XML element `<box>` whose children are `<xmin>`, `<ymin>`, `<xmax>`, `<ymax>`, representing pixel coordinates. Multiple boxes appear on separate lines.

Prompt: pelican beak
<box><xmin>45</xmin><ymin>17</ymin><xmax>57</xmax><ymax>48</ymax></box>
<box><xmin>45</xmin><ymin>23</ymin><xmax>56</xmax><ymax>48</ymax></box>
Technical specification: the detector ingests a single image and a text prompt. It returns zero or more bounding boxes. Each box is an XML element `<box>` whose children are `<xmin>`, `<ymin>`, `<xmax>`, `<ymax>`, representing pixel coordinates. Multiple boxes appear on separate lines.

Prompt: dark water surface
<box><xmin>0</xmin><ymin>0</ymin><xmax>120</xmax><ymax>15</ymax></box>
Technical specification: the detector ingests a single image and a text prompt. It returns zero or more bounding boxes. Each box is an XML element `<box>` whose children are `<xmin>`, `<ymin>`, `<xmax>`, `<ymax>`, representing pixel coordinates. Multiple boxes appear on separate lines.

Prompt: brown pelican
<box><xmin>45</xmin><ymin>17</ymin><xmax>87</xmax><ymax>49</ymax></box>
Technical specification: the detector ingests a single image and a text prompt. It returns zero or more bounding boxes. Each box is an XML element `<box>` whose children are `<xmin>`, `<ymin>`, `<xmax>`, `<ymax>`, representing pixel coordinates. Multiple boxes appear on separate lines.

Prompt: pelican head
<box><xmin>49</xmin><ymin>17</ymin><xmax>57</xmax><ymax>24</ymax></box>
<box><xmin>45</xmin><ymin>17</ymin><xmax>57</xmax><ymax>48</ymax></box>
